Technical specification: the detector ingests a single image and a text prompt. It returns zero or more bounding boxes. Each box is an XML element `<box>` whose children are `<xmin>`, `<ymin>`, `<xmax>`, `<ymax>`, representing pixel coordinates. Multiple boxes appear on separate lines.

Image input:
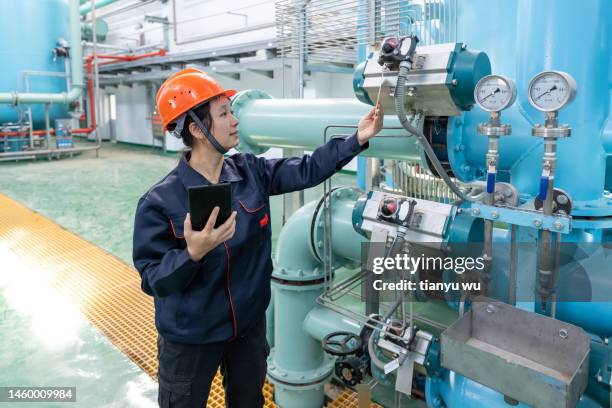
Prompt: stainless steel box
<box><xmin>441</xmin><ymin>297</ymin><xmax>589</xmax><ymax>408</ymax></box>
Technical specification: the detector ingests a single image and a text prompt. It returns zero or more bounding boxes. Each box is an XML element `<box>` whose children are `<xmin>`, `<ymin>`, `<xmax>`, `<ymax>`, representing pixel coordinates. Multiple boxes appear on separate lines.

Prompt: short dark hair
<box><xmin>179</xmin><ymin>96</ymin><xmax>219</xmax><ymax>147</ymax></box>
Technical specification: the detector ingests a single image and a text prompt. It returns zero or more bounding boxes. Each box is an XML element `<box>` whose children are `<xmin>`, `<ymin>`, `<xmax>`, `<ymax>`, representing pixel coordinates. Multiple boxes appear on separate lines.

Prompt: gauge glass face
<box><xmin>475</xmin><ymin>76</ymin><xmax>514</xmax><ymax>112</ymax></box>
<box><xmin>528</xmin><ymin>72</ymin><xmax>573</xmax><ymax>111</ymax></box>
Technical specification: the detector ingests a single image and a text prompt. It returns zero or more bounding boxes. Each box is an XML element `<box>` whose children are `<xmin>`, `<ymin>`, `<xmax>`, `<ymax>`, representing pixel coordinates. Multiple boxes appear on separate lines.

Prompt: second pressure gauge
<box><xmin>527</xmin><ymin>71</ymin><xmax>576</xmax><ymax>112</ymax></box>
<box><xmin>474</xmin><ymin>75</ymin><xmax>517</xmax><ymax>112</ymax></box>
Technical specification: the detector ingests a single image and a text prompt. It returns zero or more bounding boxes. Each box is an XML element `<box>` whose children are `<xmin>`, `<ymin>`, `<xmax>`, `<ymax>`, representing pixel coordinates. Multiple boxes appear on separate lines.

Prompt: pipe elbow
<box><xmin>274</xmin><ymin>201</ymin><xmax>321</xmax><ymax>274</ymax></box>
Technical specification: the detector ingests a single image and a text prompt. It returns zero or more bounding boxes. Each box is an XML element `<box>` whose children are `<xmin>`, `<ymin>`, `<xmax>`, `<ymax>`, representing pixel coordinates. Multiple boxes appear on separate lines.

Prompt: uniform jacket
<box><xmin>132</xmin><ymin>134</ymin><xmax>368</xmax><ymax>344</ymax></box>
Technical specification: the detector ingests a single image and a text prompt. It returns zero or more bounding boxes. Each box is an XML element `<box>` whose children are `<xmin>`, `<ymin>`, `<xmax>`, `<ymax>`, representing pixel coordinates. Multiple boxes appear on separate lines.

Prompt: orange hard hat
<box><xmin>155</xmin><ymin>68</ymin><xmax>237</xmax><ymax>131</ymax></box>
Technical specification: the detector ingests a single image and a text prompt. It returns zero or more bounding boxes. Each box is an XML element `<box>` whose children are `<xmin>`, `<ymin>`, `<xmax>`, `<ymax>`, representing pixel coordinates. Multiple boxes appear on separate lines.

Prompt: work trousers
<box><xmin>157</xmin><ymin>317</ymin><xmax>269</xmax><ymax>408</ymax></box>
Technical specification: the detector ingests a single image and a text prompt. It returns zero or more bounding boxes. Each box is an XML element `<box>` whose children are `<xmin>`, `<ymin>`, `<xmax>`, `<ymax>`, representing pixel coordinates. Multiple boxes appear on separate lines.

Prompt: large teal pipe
<box><xmin>80</xmin><ymin>0</ymin><xmax>119</xmax><ymax>15</ymax></box>
<box><xmin>269</xmin><ymin>192</ymin><xmax>367</xmax><ymax>408</ymax></box>
<box><xmin>268</xmin><ymin>201</ymin><xmax>332</xmax><ymax>408</ymax></box>
<box><xmin>0</xmin><ymin>0</ymin><xmax>84</xmax><ymax>105</ymax></box>
<box><xmin>232</xmin><ymin>90</ymin><xmax>423</xmax><ymax>162</ymax></box>
<box><xmin>303</xmin><ymin>305</ymin><xmax>361</xmax><ymax>342</ymax></box>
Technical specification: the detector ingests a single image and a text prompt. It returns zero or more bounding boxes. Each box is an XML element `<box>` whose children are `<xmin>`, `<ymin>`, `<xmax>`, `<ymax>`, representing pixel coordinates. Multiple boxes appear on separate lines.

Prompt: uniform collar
<box><xmin>178</xmin><ymin>150</ymin><xmax>242</xmax><ymax>189</ymax></box>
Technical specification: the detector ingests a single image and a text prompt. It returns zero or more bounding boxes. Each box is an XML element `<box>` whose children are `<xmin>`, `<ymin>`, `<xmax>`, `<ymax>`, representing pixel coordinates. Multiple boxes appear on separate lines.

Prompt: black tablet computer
<box><xmin>188</xmin><ymin>183</ymin><xmax>232</xmax><ymax>231</ymax></box>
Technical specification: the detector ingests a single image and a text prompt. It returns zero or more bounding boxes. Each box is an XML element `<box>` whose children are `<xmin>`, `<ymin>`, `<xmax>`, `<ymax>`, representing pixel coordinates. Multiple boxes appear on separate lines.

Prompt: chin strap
<box><xmin>186</xmin><ymin>110</ymin><xmax>228</xmax><ymax>155</ymax></box>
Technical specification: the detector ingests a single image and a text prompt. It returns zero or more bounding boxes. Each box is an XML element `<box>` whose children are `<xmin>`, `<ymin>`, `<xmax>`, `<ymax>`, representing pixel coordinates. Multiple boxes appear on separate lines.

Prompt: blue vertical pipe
<box><xmin>356</xmin><ymin>0</ymin><xmax>369</xmax><ymax>190</ymax></box>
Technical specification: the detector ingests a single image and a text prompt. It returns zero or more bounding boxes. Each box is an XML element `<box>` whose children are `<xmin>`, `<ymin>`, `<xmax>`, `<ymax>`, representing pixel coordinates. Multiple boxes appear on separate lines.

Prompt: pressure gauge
<box><xmin>474</xmin><ymin>75</ymin><xmax>517</xmax><ymax>112</ymax></box>
<box><xmin>527</xmin><ymin>71</ymin><xmax>576</xmax><ymax>112</ymax></box>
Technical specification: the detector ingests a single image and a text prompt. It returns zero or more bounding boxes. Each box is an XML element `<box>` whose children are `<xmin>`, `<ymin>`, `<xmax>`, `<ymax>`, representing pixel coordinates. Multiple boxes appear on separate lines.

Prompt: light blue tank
<box><xmin>0</xmin><ymin>0</ymin><xmax>70</xmax><ymax>127</ymax></box>
<box><xmin>448</xmin><ymin>0</ymin><xmax>612</xmax><ymax>206</ymax></box>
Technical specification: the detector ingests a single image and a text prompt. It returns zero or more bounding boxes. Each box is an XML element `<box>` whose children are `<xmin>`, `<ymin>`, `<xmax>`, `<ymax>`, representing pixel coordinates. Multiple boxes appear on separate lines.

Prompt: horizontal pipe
<box><xmin>0</xmin><ymin>145</ymin><xmax>101</xmax><ymax>158</ymax></box>
<box><xmin>80</xmin><ymin>0</ymin><xmax>119</xmax><ymax>15</ymax></box>
<box><xmin>0</xmin><ymin>130</ymin><xmax>56</xmax><ymax>137</ymax></box>
<box><xmin>0</xmin><ymin>88</ymin><xmax>82</xmax><ymax>105</ymax></box>
<box><xmin>234</xmin><ymin>94</ymin><xmax>423</xmax><ymax>161</ymax></box>
<box><xmin>0</xmin><ymin>155</ymin><xmax>37</xmax><ymax>162</ymax></box>
<box><xmin>82</xmin><ymin>41</ymin><xmax>129</xmax><ymax>51</ymax></box>
<box><xmin>303</xmin><ymin>305</ymin><xmax>361</xmax><ymax>342</ymax></box>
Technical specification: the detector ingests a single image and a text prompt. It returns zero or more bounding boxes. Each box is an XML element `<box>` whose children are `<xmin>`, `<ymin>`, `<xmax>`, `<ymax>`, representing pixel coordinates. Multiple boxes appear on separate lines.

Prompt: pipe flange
<box><xmin>310</xmin><ymin>186</ymin><xmax>363</xmax><ymax>266</ymax></box>
<box><xmin>477</xmin><ymin>123</ymin><xmax>511</xmax><ymax>137</ymax></box>
<box><xmin>494</xmin><ymin>182</ymin><xmax>520</xmax><ymax>207</ymax></box>
<box><xmin>267</xmin><ymin>348</ymin><xmax>334</xmax><ymax>387</ymax></box>
<box><xmin>271</xmin><ymin>268</ymin><xmax>327</xmax><ymax>283</ymax></box>
<box><xmin>534</xmin><ymin>188</ymin><xmax>573</xmax><ymax>215</ymax></box>
<box><xmin>532</xmin><ymin>124</ymin><xmax>571</xmax><ymax>138</ymax></box>
<box><xmin>231</xmin><ymin>89</ymin><xmax>272</xmax><ymax>155</ymax></box>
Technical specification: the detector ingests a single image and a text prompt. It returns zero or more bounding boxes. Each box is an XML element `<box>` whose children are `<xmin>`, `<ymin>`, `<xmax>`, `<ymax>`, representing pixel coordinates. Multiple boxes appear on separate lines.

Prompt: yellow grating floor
<box><xmin>325</xmin><ymin>390</ymin><xmax>383</xmax><ymax>408</ymax></box>
<box><xmin>0</xmin><ymin>193</ymin><xmax>276</xmax><ymax>407</ymax></box>
<box><xmin>0</xmin><ymin>193</ymin><xmax>378</xmax><ymax>408</ymax></box>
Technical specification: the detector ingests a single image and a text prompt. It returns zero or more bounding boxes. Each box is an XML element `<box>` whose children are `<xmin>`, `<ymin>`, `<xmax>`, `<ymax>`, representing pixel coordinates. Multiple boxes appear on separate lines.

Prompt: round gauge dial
<box><xmin>527</xmin><ymin>71</ymin><xmax>576</xmax><ymax>112</ymax></box>
<box><xmin>474</xmin><ymin>75</ymin><xmax>517</xmax><ymax>112</ymax></box>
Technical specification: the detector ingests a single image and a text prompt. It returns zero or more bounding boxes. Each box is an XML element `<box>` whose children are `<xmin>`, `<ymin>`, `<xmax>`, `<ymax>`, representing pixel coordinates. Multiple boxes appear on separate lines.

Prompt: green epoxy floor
<box><xmin>0</xmin><ymin>142</ymin><xmax>355</xmax><ymax>264</ymax></box>
<box><xmin>0</xmin><ymin>141</ymin><xmax>356</xmax><ymax>406</ymax></box>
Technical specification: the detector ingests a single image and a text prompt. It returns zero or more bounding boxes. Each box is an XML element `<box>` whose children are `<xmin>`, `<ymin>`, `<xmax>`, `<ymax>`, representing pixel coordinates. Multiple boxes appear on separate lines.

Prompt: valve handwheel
<box><xmin>322</xmin><ymin>331</ymin><xmax>363</xmax><ymax>356</ymax></box>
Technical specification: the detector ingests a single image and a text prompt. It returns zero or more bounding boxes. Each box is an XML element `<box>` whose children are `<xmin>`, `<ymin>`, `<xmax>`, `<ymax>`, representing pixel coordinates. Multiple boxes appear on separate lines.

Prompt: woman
<box><xmin>132</xmin><ymin>68</ymin><xmax>383</xmax><ymax>408</ymax></box>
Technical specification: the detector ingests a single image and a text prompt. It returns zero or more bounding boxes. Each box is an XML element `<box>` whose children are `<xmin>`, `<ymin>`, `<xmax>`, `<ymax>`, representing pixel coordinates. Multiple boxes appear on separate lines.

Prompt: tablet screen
<box><xmin>188</xmin><ymin>183</ymin><xmax>232</xmax><ymax>231</ymax></box>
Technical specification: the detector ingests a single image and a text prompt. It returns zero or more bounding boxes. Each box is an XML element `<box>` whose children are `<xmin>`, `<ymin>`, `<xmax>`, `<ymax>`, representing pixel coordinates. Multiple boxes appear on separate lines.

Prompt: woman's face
<box><xmin>208</xmin><ymin>96</ymin><xmax>239</xmax><ymax>151</ymax></box>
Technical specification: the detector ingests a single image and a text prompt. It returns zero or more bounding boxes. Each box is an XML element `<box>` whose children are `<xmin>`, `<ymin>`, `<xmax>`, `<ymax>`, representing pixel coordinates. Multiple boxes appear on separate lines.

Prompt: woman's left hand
<box><xmin>357</xmin><ymin>102</ymin><xmax>384</xmax><ymax>145</ymax></box>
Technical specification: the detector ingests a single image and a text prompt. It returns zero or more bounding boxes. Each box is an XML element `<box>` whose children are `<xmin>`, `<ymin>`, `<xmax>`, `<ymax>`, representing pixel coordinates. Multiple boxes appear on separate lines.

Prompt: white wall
<box><xmin>113</xmin><ymin>84</ymin><xmax>154</xmax><ymax>145</ymax></box>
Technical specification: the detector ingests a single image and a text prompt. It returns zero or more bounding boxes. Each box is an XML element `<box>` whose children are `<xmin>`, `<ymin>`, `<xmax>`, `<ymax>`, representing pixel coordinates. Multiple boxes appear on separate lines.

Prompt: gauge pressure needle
<box><xmin>481</xmin><ymin>88</ymin><xmax>501</xmax><ymax>102</ymax></box>
<box><xmin>535</xmin><ymin>85</ymin><xmax>558</xmax><ymax>101</ymax></box>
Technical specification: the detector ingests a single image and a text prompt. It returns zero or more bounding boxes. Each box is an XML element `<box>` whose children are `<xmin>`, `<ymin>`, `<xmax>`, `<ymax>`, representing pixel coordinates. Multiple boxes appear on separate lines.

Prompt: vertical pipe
<box><xmin>508</xmin><ymin>225</ymin><xmax>517</xmax><ymax>305</ymax></box>
<box><xmin>92</xmin><ymin>0</ymin><xmax>101</xmax><ymax>156</ymax></box>
<box><xmin>538</xmin><ymin>138</ymin><xmax>557</xmax><ymax>311</ymax></box>
<box><xmin>25</xmin><ymin>76</ymin><xmax>34</xmax><ymax>150</ymax></box>
<box><xmin>70</xmin><ymin>0</ymin><xmax>85</xmax><ymax>92</ymax></box>
<box><xmin>549</xmin><ymin>233</ymin><xmax>561</xmax><ymax>318</ymax></box>
<box><xmin>44</xmin><ymin>104</ymin><xmax>51</xmax><ymax>151</ymax></box>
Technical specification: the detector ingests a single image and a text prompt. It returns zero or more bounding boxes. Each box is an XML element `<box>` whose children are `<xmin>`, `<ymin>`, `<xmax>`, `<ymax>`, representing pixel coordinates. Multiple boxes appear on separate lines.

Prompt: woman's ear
<box><xmin>188</xmin><ymin>121</ymin><xmax>204</xmax><ymax>142</ymax></box>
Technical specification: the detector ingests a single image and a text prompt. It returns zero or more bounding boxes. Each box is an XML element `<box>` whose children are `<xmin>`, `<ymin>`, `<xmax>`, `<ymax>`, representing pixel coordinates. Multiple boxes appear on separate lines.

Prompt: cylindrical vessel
<box><xmin>450</xmin><ymin>0</ymin><xmax>612</xmax><ymax>204</ymax></box>
<box><xmin>0</xmin><ymin>0</ymin><xmax>70</xmax><ymax>126</ymax></box>
<box><xmin>512</xmin><ymin>0</ymin><xmax>611</xmax><ymax>202</ymax></box>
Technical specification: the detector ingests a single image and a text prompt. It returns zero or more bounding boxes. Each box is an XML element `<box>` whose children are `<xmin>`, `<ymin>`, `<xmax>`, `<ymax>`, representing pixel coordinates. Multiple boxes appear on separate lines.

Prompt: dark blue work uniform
<box><xmin>133</xmin><ymin>134</ymin><xmax>368</xmax><ymax>408</ymax></box>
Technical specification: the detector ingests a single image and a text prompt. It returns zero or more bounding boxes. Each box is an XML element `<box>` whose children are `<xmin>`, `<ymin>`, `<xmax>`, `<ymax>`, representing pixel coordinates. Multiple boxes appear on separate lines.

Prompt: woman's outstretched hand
<box><xmin>184</xmin><ymin>207</ymin><xmax>237</xmax><ymax>262</ymax></box>
<box><xmin>357</xmin><ymin>102</ymin><xmax>384</xmax><ymax>145</ymax></box>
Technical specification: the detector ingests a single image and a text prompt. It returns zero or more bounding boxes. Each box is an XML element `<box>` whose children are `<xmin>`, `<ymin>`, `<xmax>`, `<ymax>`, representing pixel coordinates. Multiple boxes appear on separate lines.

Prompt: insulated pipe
<box><xmin>0</xmin><ymin>0</ymin><xmax>84</xmax><ymax>105</ymax></box>
<box><xmin>231</xmin><ymin>90</ymin><xmax>423</xmax><ymax>162</ymax></box>
<box><xmin>80</xmin><ymin>0</ymin><xmax>119</xmax><ymax>15</ymax></box>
